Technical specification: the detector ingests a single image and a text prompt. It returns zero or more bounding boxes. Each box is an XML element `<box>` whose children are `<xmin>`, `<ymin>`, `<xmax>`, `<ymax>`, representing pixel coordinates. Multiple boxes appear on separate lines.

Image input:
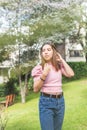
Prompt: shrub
<box><xmin>28</xmin><ymin>77</ymin><xmax>33</xmax><ymax>91</ymax></box>
<box><xmin>0</xmin><ymin>84</ymin><xmax>5</xmax><ymax>97</ymax></box>
<box><xmin>4</xmin><ymin>78</ymin><xmax>18</xmax><ymax>96</ymax></box>
<box><xmin>63</xmin><ymin>62</ymin><xmax>87</xmax><ymax>82</ymax></box>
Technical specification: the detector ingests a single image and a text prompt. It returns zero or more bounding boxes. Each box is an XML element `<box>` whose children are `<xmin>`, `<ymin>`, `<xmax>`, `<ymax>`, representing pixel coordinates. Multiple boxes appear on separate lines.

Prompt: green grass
<box><xmin>63</xmin><ymin>79</ymin><xmax>87</xmax><ymax>130</ymax></box>
<box><xmin>1</xmin><ymin>78</ymin><xmax>87</xmax><ymax>130</ymax></box>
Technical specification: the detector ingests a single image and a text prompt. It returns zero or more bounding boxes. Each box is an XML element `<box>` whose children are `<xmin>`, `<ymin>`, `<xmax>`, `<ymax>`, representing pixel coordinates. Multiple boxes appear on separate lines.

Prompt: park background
<box><xmin>0</xmin><ymin>0</ymin><xmax>87</xmax><ymax>130</ymax></box>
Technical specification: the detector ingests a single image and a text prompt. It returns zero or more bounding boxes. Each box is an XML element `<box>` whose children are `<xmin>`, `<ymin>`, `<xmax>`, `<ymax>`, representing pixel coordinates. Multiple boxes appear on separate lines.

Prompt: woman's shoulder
<box><xmin>32</xmin><ymin>64</ymin><xmax>42</xmax><ymax>70</ymax></box>
<box><xmin>31</xmin><ymin>64</ymin><xmax>42</xmax><ymax>76</ymax></box>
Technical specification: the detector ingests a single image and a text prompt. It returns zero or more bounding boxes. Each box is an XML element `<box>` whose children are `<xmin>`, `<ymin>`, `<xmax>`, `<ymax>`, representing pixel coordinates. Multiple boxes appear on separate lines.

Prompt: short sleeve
<box><xmin>31</xmin><ymin>65</ymin><xmax>42</xmax><ymax>81</ymax></box>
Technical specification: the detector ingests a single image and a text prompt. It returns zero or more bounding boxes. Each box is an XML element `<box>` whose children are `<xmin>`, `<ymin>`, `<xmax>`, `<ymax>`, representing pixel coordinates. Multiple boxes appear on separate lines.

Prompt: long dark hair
<box><xmin>40</xmin><ymin>41</ymin><xmax>60</xmax><ymax>71</ymax></box>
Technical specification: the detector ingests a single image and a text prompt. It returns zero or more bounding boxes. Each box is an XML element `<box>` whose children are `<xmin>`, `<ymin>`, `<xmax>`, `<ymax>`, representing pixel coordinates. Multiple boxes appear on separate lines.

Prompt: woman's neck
<box><xmin>46</xmin><ymin>61</ymin><xmax>52</xmax><ymax>65</ymax></box>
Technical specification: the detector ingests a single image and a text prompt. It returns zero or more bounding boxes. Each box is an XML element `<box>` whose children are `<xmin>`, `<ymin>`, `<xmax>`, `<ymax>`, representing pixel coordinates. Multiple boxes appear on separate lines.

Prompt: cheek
<box><xmin>42</xmin><ymin>52</ymin><xmax>44</xmax><ymax>57</ymax></box>
<box><xmin>41</xmin><ymin>53</ymin><xmax>45</xmax><ymax>59</ymax></box>
<box><xmin>50</xmin><ymin>51</ymin><xmax>53</xmax><ymax>58</ymax></box>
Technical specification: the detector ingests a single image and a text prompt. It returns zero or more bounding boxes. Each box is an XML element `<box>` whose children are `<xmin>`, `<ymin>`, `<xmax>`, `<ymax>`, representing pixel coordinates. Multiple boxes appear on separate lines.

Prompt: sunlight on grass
<box><xmin>63</xmin><ymin>79</ymin><xmax>87</xmax><ymax>130</ymax></box>
<box><xmin>5</xmin><ymin>93</ymin><xmax>40</xmax><ymax>130</ymax></box>
<box><xmin>4</xmin><ymin>78</ymin><xmax>87</xmax><ymax>130</ymax></box>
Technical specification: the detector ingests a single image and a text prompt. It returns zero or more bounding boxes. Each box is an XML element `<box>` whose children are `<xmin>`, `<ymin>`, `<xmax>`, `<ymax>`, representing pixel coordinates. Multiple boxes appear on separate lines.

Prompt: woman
<box><xmin>31</xmin><ymin>41</ymin><xmax>74</xmax><ymax>130</ymax></box>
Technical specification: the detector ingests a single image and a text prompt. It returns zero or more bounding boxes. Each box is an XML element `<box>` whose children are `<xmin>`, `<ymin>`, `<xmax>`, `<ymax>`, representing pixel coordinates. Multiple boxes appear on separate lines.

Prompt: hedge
<box><xmin>63</xmin><ymin>62</ymin><xmax>87</xmax><ymax>82</ymax></box>
<box><xmin>0</xmin><ymin>84</ymin><xmax>5</xmax><ymax>97</ymax></box>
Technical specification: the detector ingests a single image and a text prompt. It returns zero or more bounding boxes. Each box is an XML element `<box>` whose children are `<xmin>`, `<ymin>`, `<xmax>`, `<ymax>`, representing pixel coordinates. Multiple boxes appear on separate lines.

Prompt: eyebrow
<box><xmin>42</xmin><ymin>46</ymin><xmax>52</xmax><ymax>50</ymax></box>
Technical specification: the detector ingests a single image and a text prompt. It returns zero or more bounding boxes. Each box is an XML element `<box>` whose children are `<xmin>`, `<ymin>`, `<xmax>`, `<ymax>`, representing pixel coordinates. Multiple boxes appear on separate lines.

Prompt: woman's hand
<box><xmin>56</xmin><ymin>53</ymin><xmax>63</xmax><ymax>63</ymax></box>
<box><xmin>43</xmin><ymin>63</ymin><xmax>51</xmax><ymax>77</ymax></box>
<box><xmin>56</xmin><ymin>53</ymin><xmax>74</xmax><ymax>77</ymax></box>
<box><xmin>33</xmin><ymin>63</ymin><xmax>50</xmax><ymax>93</ymax></box>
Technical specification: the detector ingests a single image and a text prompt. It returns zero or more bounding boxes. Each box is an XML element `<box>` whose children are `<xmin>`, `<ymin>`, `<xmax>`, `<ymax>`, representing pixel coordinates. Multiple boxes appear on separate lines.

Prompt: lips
<box><xmin>45</xmin><ymin>55</ymin><xmax>49</xmax><ymax>58</ymax></box>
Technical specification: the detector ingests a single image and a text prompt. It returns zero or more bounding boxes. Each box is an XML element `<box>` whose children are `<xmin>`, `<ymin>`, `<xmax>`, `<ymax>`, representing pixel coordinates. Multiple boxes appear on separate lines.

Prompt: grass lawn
<box><xmin>1</xmin><ymin>78</ymin><xmax>87</xmax><ymax>130</ymax></box>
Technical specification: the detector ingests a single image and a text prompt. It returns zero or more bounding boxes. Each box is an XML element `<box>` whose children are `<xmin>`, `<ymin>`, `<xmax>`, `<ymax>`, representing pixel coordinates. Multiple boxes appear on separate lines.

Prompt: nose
<box><xmin>44</xmin><ymin>50</ymin><xmax>48</xmax><ymax>54</ymax></box>
<box><xmin>45</xmin><ymin>51</ymin><xmax>48</xmax><ymax>54</ymax></box>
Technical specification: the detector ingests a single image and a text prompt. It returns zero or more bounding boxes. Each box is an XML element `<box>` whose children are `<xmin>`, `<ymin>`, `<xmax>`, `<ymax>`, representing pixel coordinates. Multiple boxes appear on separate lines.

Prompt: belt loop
<box><xmin>50</xmin><ymin>95</ymin><xmax>52</xmax><ymax>98</ymax></box>
<box><xmin>56</xmin><ymin>93</ymin><xmax>58</xmax><ymax>98</ymax></box>
<box><xmin>41</xmin><ymin>92</ymin><xmax>43</xmax><ymax>96</ymax></box>
<box><xmin>56</xmin><ymin>95</ymin><xmax>57</xmax><ymax>98</ymax></box>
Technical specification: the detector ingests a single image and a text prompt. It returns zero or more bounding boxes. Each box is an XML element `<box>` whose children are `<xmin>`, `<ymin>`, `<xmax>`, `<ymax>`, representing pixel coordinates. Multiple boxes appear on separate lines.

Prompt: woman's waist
<box><xmin>43</xmin><ymin>83</ymin><xmax>62</xmax><ymax>87</ymax></box>
<box><xmin>41</xmin><ymin>86</ymin><xmax>62</xmax><ymax>95</ymax></box>
<box><xmin>40</xmin><ymin>91</ymin><xmax>63</xmax><ymax>98</ymax></box>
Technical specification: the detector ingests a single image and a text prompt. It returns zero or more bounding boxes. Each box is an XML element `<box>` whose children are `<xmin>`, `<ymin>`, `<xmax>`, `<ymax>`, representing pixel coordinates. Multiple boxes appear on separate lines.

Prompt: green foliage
<box><xmin>0</xmin><ymin>48</ymin><xmax>9</xmax><ymax>62</ymax></box>
<box><xmin>0</xmin><ymin>68</ymin><xmax>8</xmax><ymax>77</ymax></box>
<box><xmin>10</xmin><ymin>65</ymin><xmax>33</xmax><ymax>79</ymax></box>
<box><xmin>4</xmin><ymin>78</ymin><xmax>18</xmax><ymax>96</ymax></box>
<box><xmin>0</xmin><ymin>84</ymin><xmax>5</xmax><ymax>97</ymax></box>
<box><xmin>28</xmin><ymin>77</ymin><xmax>33</xmax><ymax>91</ymax></box>
<box><xmin>0</xmin><ymin>106</ymin><xmax>8</xmax><ymax>130</ymax></box>
<box><xmin>27</xmin><ymin>3</ymin><xmax>84</xmax><ymax>45</ymax></box>
<box><xmin>0</xmin><ymin>34</ymin><xmax>16</xmax><ymax>48</ymax></box>
<box><xmin>63</xmin><ymin>62</ymin><xmax>87</xmax><ymax>82</ymax></box>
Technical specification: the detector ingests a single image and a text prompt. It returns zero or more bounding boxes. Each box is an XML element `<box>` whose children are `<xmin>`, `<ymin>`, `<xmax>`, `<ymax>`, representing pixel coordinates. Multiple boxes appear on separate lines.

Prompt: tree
<box><xmin>0</xmin><ymin>0</ymin><xmax>86</xmax><ymax>103</ymax></box>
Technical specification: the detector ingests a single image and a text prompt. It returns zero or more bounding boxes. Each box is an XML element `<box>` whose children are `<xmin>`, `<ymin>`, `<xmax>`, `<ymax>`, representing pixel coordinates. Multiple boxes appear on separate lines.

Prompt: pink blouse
<box><xmin>31</xmin><ymin>64</ymin><xmax>65</xmax><ymax>93</ymax></box>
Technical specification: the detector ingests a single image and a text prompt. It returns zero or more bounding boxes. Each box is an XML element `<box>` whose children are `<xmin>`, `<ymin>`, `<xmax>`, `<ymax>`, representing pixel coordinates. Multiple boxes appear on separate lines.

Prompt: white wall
<box><xmin>65</xmin><ymin>42</ymin><xmax>86</xmax><ymax>62</ymax></box>
<box><xmin>0</xmin><ymin>76</ymin><xmax>4</xmax><ymax>84</ymax></box>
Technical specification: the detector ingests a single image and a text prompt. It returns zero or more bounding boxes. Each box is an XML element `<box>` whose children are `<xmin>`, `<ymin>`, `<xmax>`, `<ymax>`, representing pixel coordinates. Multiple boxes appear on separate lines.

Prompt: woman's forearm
<box><xmin>33</xmin><ymin>74</ymin><xmax>46</xmax><ymax>92</ymax></box>
<box><xmin>61</xmin><ymin>59</ymin><xmax>74</xmax><ymax>77</ymax></box>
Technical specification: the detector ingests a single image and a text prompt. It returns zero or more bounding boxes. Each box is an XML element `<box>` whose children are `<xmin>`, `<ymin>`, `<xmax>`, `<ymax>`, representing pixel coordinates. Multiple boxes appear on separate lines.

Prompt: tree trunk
<box><xmin>86</xmin><ymin>53</ymin><xmax>87</xmax><ymax>63</ymax></box>
<box><xmin>19</xmin><ymin>74</ymin><xmax>26</xmax><ymax>103</ymax></box>
<box><xmin>25</xmin><ymin>73</ymin><xmax>29</xmax><ymax>95</ymax></box>
<box><xmin>20</xmin><ymin>86</ymin><xmax>26</xmax><ymax>103</ymax></box>
<box><xmin>19</xmin><ymin>72</ymin><xmax>29</xmax><ymax>103</ymax></box>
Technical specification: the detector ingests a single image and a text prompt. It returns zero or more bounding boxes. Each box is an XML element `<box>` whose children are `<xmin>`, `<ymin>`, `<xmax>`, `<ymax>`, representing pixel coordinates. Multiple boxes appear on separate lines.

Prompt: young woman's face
<box><xmin>41</xmin><ymin>44</ymin><xmax>53</xmax><ymax>62</ymax></box>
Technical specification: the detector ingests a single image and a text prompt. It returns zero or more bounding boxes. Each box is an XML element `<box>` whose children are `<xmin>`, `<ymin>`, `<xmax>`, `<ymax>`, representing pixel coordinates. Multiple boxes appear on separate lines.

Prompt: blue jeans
<box><xmin>39</xmin><ymin>94</ymin><xmax>65</xmax><ymax>130</ymax></box>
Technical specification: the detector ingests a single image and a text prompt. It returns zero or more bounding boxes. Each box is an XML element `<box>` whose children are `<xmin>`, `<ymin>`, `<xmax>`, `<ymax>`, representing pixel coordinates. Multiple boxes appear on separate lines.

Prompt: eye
<box><xmin>47</xmin><ymin>48</ymin><xmax>51</xmax><ymax>51</ymax></box>
<box><xmin>42</xmin><ymin>49</ymin><xmax>45</xmax><ymax>52</ymax></box>
<box><xmin>47</xmin><ymin>47</ymin><xmax>52</xmax><ymax>51</ymax></box>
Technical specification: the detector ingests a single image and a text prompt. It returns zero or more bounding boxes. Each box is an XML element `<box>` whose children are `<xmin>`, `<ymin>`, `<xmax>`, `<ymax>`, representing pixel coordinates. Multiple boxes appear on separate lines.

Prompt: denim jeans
<box><xmin>39</xmin><ymin>94</ymin><xmax>65</xmax><ymax>130</ymax></box>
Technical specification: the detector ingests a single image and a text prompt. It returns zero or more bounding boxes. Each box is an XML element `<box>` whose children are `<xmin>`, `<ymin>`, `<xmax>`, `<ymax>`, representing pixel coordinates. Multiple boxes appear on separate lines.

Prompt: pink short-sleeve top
<box><xmin>31</xmin><ymin>64</ymin><xmax>65</xmax><ymax>93</ymax></box>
